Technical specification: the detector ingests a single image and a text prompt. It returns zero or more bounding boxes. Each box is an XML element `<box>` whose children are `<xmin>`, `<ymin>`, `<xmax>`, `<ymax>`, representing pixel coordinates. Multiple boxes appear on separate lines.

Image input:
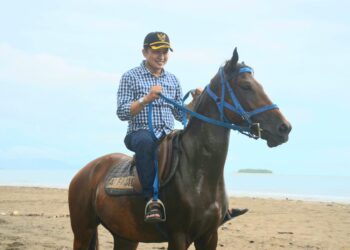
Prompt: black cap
<box><xmin>143</xmin><ymin>31</ymin><xmax>173</xmax><ymax>52</ymax></box>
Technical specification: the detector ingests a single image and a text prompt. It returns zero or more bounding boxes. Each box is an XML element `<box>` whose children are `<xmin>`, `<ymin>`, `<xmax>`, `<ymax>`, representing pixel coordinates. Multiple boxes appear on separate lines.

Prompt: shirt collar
<box><xmin>140</xmin><ymin>60</ymin><xmax>168</xmax><ymax>77</ymax></box>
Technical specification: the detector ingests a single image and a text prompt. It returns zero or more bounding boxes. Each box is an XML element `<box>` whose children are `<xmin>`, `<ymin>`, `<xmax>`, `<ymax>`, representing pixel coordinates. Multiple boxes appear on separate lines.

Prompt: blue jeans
<box><xmin>124</xmin><ymin>130</ymin><xmax>159</xmax><ymax>199</ymax></box>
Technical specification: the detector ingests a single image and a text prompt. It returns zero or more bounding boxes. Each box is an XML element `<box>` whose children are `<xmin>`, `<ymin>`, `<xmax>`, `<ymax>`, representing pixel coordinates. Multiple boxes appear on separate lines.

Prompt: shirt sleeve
<box><xmin>116</xmin><ymin>73</ymin><xmax>134</xmax><ymax>121</ymax></box>
<box><xmin>172</xmin><ymin>78</ymin><xmax>184</xmax><ymax>122</ymax></box>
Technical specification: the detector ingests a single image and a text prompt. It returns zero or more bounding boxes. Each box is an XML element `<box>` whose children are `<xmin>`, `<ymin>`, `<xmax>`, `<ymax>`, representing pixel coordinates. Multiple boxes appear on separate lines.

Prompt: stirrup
<box><xmin>144</xmin><ymin>199</ymin><xmax>166</xmax><ymax>223</ymax></box>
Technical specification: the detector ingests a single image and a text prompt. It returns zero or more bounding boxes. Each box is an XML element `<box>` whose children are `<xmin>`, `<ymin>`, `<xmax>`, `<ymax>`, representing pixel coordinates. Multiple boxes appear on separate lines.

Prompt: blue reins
<box><xmin>148</xmin><ymin>66</ymin><xmax>279</xmax><ymax>139</ymax></box>
<box><xmin>147</xmin><ymin>66</ymin><xmax>279</xmax><ymax>201</ymax></box>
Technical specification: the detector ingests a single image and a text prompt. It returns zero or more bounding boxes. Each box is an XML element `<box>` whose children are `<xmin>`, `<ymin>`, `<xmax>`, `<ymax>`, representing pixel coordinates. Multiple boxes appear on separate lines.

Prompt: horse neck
<box><xmin>181</xmin><ymin>86</ymin><xmax>230</xmax><ymax>178</ymax></box>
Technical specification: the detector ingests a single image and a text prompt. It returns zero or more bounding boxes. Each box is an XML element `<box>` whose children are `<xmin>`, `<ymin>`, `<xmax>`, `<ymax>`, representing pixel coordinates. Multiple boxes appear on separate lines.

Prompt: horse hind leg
<box><xmin>88</xmin><ymin>229</ymin><xmax>99</xmax><ymax>250</ymax></box>
<box><xmin>69</xmin><ymin>193</ymin><xmax>100</xmax><ymax>249</ymax></box>
<box><xmin>113</xmin><ymin>236</ymin><xmax>138</xmax><ymax>250</ymax></box>
<box><xmin>71</xmin><ymin>228</ymin><xmax>98</xmax><ymax>250</ymax></box>
<box><xmin>72</xmin><ymin>227</ymin><xmax>99</xmax><ymax>250</ymax></box>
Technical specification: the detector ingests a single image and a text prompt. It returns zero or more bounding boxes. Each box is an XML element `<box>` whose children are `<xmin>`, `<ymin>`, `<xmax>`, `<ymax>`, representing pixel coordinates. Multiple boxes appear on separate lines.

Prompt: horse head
<box><xmin>207</xmin><ymin>48</ymin><xmax>292</xmax><ymax>147</ymax></box>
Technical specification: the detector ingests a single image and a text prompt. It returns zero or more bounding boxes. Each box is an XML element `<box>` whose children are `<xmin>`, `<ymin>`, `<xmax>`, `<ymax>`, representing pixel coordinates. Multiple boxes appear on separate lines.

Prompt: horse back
<box><xmin>69</xmin><ymin>153</ymin><xmax>132</xmax><ymax>196</ymax></box>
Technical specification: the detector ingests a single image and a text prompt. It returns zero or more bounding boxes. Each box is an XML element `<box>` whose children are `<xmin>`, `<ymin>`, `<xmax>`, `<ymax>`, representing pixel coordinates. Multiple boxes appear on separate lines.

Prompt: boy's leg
<box><xmin>124</xmin><ymin>130</ymin><xmax>158</xmax><ymax>199</ymax></box>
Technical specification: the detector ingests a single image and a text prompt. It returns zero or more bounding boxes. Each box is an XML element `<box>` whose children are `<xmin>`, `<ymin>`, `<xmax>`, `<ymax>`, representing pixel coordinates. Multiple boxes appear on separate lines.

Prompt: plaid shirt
<box><xmin>117</xmin><ymin>61</ymin><xmax>183</xmax><ymax>138</ymax></box>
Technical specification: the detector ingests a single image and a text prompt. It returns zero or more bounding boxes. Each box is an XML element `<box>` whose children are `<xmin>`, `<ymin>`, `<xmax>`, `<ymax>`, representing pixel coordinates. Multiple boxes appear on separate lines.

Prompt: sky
<box><xmin>0</xmin><ymin>0</ymin><xmax>349</xmax><ymax>178</ymax></box>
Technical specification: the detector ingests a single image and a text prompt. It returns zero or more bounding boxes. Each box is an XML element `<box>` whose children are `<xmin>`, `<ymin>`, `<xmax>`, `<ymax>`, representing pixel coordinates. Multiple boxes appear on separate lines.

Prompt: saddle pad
<box><xmin>104</xmin><ymin>158</ymin><xmax>141</xmax><ymax>196</ymax></box>
<box><xmin>104</xmin><ymin>130</ymin><xmax>182</xmax><ymax>197</ymax></box>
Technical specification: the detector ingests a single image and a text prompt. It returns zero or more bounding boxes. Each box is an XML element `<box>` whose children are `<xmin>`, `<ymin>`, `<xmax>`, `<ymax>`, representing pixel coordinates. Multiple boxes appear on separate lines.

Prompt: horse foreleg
<box><xmin>194</xmin><ymin>231</ymin><xmax>218</xmax><ymax>250</ymax></box>
<box><xmin>113</xmin><ymin>236</ymin><xmax>138</xmax><ymax>250</ymax></box>
<box><xmin>167</xmin><ymin>233</ymin><xmax>189</xmax><ymax>250</ymax></box>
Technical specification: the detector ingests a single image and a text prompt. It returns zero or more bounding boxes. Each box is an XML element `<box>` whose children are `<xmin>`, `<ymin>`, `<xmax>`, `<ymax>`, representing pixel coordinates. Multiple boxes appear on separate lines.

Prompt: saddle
<box><xmin>104</xmin><ymin>130</ymin><xmax>181</xmax><ymax>196</ymax></box>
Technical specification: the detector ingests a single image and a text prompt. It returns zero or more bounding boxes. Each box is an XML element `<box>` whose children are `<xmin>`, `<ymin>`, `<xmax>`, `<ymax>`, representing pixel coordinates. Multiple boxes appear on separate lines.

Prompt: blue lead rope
<box><xmin>147</xmin><ymin>94</ymin><xmax>189</xmax><ymax>201</ymax></box>
<box><xmin>152</xmin><ymin>155</ymin><xmax>159</xmax><ymax>201</ymax></box>
<box><xmin>147</xmin><ymin>104</ymin><xmax>158</xmax><ymax>141</ymax></box>
<box><xmin>156</xmin><ymin>92</ymin><xmax>253</xmax><ymax>134</ymax></box>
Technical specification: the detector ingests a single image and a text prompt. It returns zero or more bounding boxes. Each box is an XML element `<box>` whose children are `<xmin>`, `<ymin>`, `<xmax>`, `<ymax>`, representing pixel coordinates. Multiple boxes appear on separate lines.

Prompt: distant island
<box><xmin>237</xmin><ymin>169</ymin><xmax>273</xmax><ymax>174</ymax></box>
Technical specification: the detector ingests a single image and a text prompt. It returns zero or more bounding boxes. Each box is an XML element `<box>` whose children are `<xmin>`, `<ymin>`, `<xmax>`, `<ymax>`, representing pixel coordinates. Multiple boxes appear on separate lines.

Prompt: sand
<box><xmin>0</xmin><ymin>186</ymin><xmax>349</xmax><ymax>250</ymax></box>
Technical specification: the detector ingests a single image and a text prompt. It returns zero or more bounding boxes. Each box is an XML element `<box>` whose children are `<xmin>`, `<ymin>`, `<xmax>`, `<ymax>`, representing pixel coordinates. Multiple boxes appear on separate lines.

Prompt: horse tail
<box><xmin>88</xmin><ymin>229</ymin><xmax>99</xmax><ymax>250</ymax></box>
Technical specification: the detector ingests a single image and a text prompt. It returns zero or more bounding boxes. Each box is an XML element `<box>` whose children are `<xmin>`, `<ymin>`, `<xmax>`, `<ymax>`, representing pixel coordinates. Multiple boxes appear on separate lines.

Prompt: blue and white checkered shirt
<box><xmin>117</xmin><ymin>61</ymin><xmax>183</xmax><ymax>138</ymax></box>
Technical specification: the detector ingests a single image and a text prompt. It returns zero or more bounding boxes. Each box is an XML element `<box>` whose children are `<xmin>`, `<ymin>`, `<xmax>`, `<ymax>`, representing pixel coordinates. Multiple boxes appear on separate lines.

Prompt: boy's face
<box><xmin>142</xmin><ymin>48</ymin><xmax>169</xmax><ymax>73</ymax></box>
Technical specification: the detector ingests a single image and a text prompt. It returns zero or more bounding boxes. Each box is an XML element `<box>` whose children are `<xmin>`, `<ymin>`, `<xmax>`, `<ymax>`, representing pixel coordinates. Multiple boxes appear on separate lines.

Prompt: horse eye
<box><xmin>239</xmin><ymin>83</ymin><xmax>252</xmax><ymax>91</ymax></box>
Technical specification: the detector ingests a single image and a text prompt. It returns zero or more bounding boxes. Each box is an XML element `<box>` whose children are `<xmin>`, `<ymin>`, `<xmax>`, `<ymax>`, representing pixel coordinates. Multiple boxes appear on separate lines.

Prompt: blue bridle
<box><xmin>148</xmin><ymin>66</ymin><xmax>279</xmax><ymax>201</ymax></box>
<box><xmin>205</xmin><ymin>66</ymin><xmax>279</xmax><ymax>137</ymax></box>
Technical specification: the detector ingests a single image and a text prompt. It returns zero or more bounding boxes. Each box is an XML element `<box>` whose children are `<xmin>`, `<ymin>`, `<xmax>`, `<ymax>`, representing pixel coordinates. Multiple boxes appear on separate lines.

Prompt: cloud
<box><xmin>0</xmin><ymin>44</ymin><xmax>123</xmax><ymax>164</ymax></box>
<box><xmin>0</xmin><ymin>43</ymin><xmax>120</xmax><ymax>87</ymax></box>
<box><xmin>0</xmin><ymin>145</ymin><xmax>65</xmax><ymax>160</ymax></box>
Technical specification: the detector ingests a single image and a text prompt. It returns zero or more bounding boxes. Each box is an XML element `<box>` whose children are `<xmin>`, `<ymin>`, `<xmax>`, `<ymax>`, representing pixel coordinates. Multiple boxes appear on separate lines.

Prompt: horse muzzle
<box><xmin>260</xmin><ymin>120</ymin><xmax>292</xmax><ymax>147</ymax></box>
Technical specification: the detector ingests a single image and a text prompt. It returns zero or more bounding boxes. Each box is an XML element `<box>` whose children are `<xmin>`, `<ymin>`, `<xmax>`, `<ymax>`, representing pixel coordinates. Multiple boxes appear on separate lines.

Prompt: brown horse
<box><xmin>68</xmin><ymin>48</ymin><xmax>292</xmax><ymax>250</ymax></box>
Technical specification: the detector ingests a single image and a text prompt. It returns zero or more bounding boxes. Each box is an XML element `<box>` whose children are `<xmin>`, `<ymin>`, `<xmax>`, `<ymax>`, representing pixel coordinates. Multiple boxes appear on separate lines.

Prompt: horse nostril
<box><xmin>279</xmin><ymin>123</ymin><xmax>291</xmax><ymax>135</ymax></box>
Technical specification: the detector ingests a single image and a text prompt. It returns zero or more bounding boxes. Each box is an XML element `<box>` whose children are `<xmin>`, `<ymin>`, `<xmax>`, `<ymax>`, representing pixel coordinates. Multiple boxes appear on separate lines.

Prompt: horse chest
<box><xmin>176</xmin><ymin>173</ymin><xmax>226</xmax><ymax>224</ymax></box>
<box><xmin>184</xmin><ymin>201</ymin><xmax>224</xmax><ymax>236</ymax></box>
<box><xmin>199</xmin><ymin>201</ymin><xmax>222</xmax><ymax>216</ymax></box>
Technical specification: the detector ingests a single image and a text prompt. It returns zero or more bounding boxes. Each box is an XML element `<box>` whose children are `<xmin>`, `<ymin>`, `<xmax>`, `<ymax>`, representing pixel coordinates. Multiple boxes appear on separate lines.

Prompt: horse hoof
<box><xmin>229</xmin><ymin>208</ymin><xmax>249</xmax><ymax>218</ymax></box>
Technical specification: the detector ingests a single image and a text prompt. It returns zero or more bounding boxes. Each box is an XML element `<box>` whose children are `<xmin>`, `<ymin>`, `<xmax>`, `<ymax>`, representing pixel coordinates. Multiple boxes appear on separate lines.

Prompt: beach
<box><xmin>0</xmin><ymin>186</ymin><xmax>349</xmax><ymax>250</ymax></box>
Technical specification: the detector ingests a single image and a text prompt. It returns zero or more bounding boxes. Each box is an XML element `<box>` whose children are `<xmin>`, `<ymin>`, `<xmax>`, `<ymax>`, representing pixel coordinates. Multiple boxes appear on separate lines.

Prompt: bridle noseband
<box><xmin>205</xmin><ymin>66</ymin><xmax>279</xmax><ymax>139</ymax></box>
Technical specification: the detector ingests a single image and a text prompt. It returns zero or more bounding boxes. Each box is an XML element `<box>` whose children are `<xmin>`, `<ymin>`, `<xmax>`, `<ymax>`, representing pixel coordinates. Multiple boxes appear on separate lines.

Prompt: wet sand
<box><xmin>0</xmin><ymin>186</ymin><xmax>349</xmax><ymax>249</ymax></box>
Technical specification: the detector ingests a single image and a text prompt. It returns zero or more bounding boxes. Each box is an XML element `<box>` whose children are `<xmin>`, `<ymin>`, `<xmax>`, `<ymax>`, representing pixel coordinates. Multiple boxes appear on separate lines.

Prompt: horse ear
<box><xmin>231</xmin><ymin>47</ymin><xmax>239</xmax><ymax>67</ymax></box>
<box><xmin>226</xmin><ymin>47</ymin><xmax>239</xmax><ymax>73</ymax></box>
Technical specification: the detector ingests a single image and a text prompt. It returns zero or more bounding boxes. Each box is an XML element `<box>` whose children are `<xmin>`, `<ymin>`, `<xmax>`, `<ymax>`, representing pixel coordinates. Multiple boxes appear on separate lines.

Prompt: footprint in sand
<box><xmin>6</xmin><ymin>241</ymin><xmax>24</xmax><ymax>250</ymax></box>
<box><xmin>0</xmin><ymin>218</ymin><xmax>8</xmax><ymax>224</ymax></box>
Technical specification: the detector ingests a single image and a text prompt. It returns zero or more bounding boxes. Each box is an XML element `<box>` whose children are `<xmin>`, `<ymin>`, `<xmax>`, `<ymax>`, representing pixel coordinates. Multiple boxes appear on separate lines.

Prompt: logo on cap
<box><xmin>157</xmin><ymin>33</ymin><xmax>166</xmax><ymax>42</ymax></box>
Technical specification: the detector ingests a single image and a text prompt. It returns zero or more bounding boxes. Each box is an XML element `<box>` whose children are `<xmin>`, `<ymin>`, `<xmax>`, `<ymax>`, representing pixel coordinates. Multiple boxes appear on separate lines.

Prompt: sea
<box><xmin>226</xmin><ymin>173</ymin><xmax>350</xmax><ymax>204</ymax></box>
<box><xmin>0</xmin><ymin>166</ymin><xmax>349</xmax><ymax>204</ymax></box>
